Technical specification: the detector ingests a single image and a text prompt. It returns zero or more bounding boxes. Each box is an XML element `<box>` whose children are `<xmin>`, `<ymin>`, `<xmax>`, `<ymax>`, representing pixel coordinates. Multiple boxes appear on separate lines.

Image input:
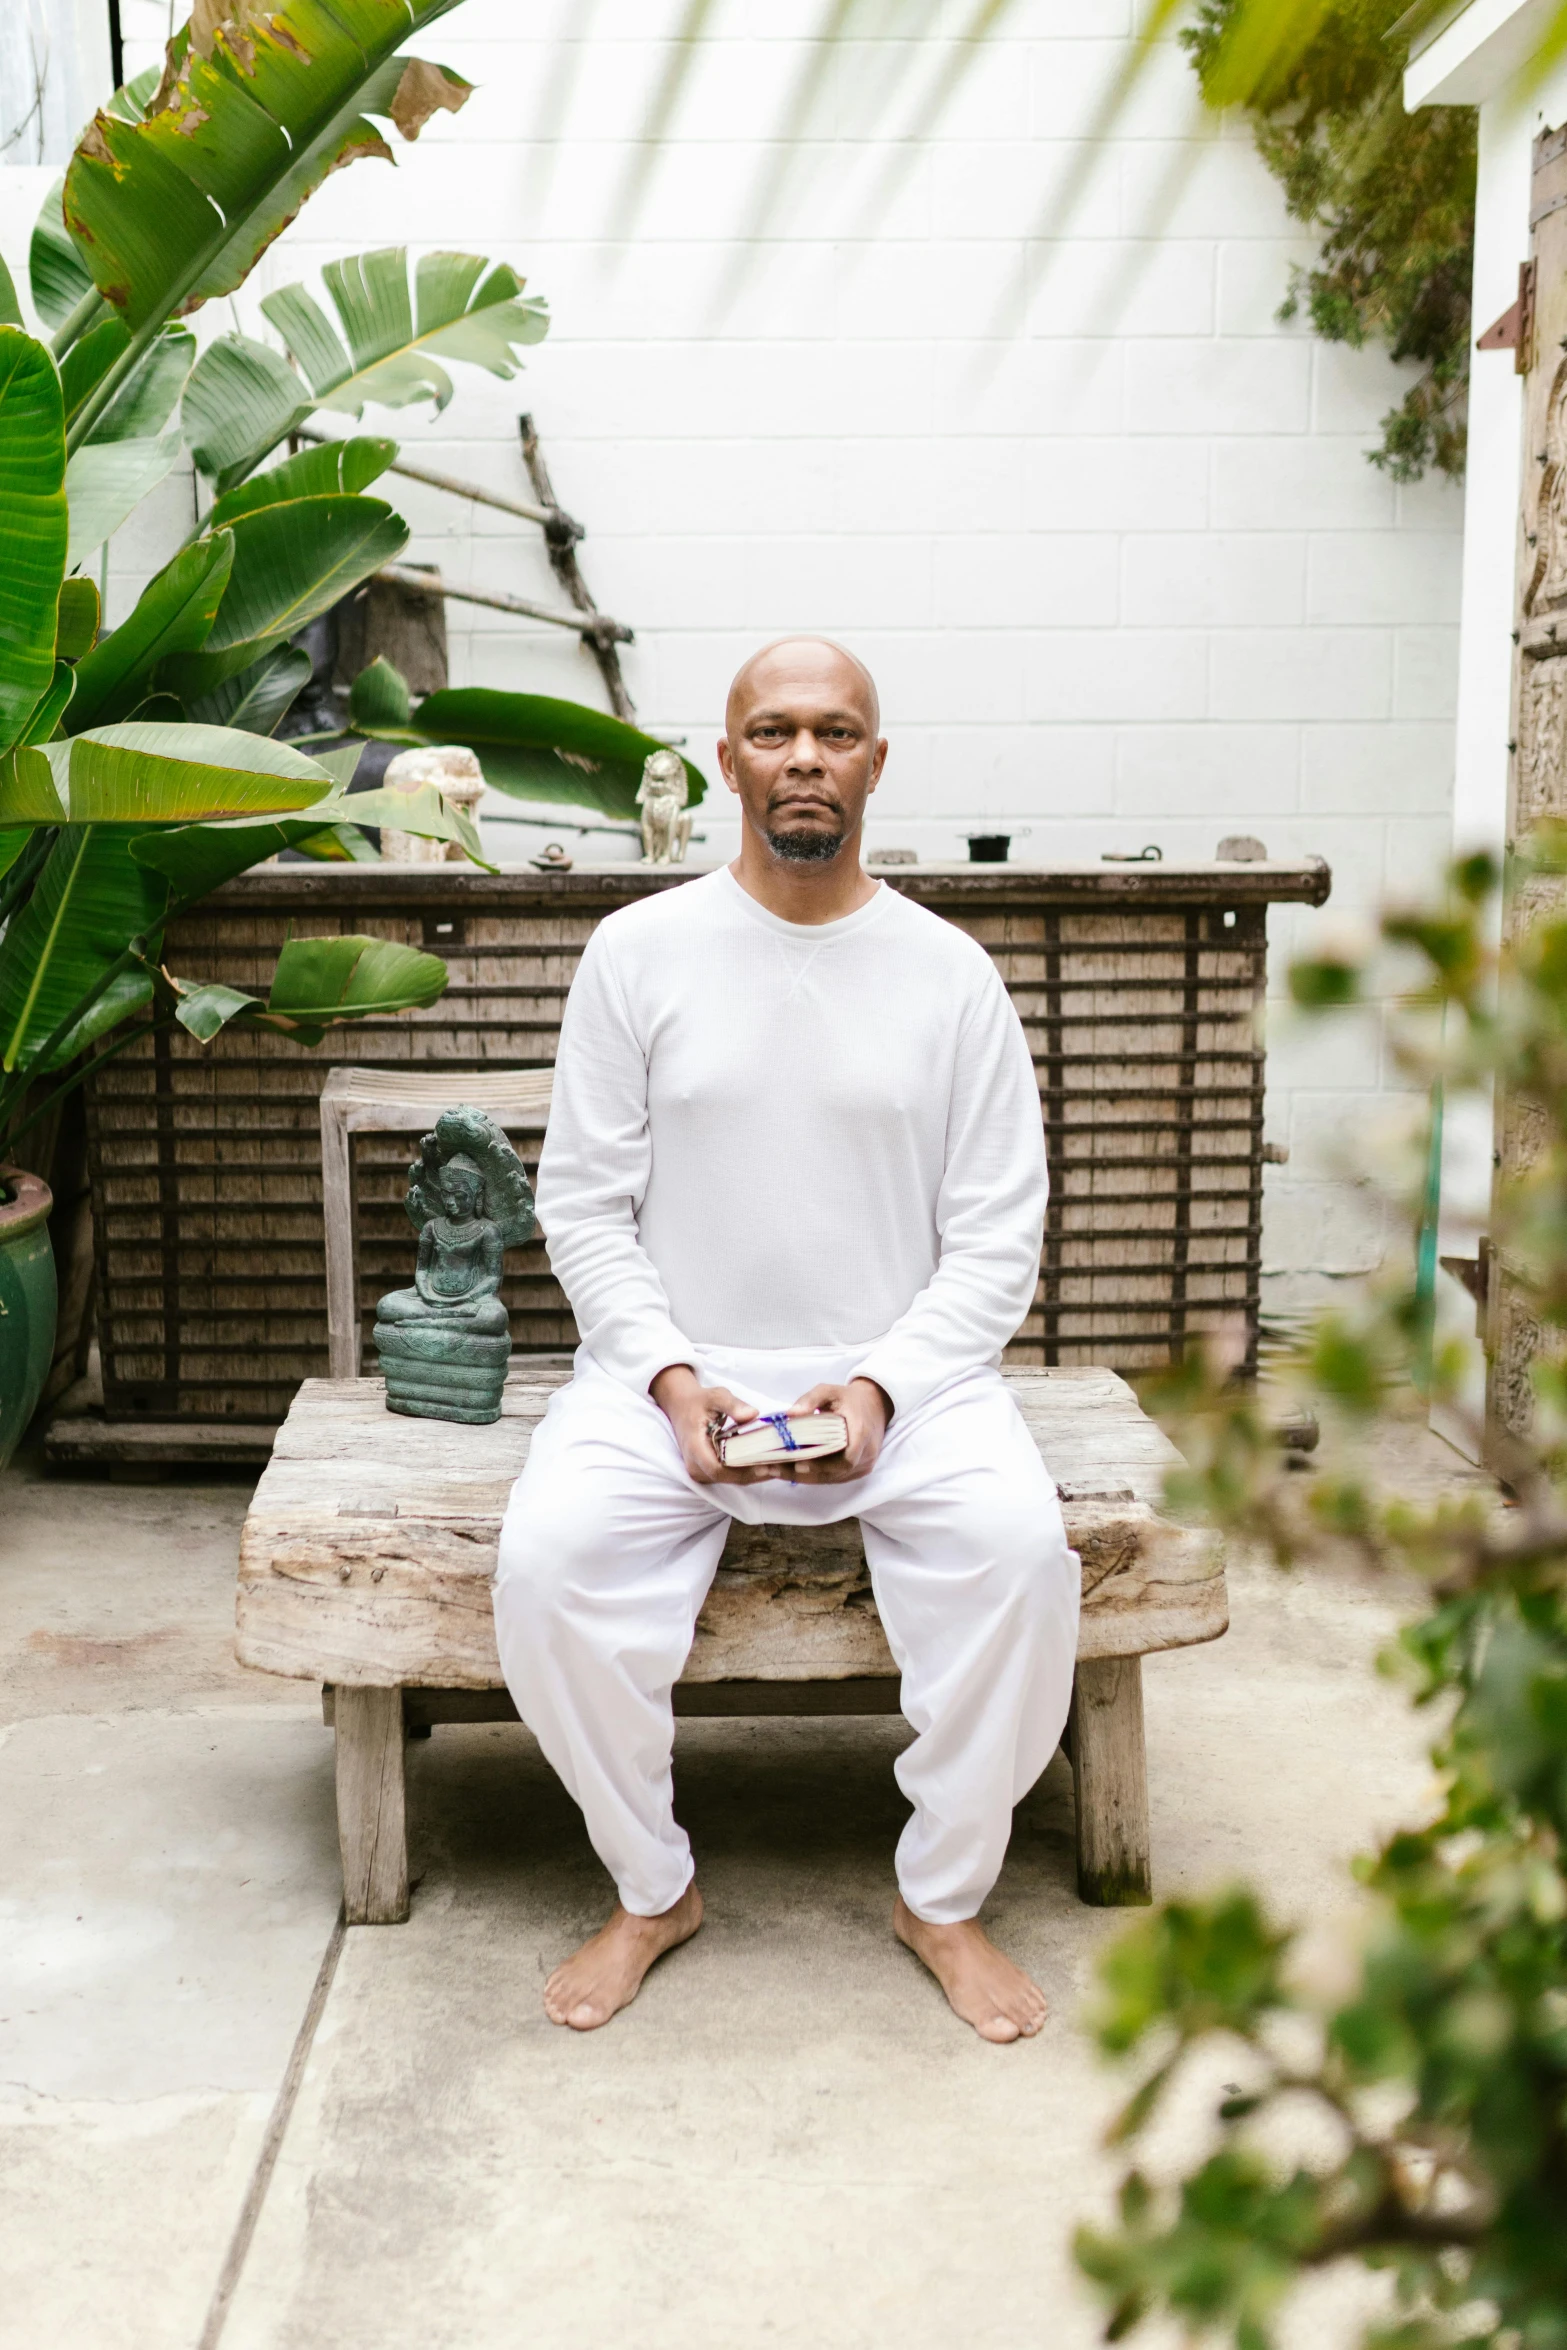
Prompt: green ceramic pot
<box><xmin>0</xmin><ymin>1166</ymin><xmax>56</xmax><ymax>1473</ymax></box>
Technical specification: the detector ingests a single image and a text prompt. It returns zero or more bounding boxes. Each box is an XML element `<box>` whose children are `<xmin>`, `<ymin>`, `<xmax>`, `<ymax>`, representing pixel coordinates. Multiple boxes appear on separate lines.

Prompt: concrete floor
<box><xmin>0</xmin><ymin>1427</ymin><xmax>1480</xmax><ymax>2350</ymax></box>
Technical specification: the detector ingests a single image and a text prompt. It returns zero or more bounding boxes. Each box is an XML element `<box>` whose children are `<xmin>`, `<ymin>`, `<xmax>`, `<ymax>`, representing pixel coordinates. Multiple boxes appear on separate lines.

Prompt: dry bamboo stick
<box><xmin>296</xmin><ymin>425</ymin><xmax>574</xmax><ymax>536</ymax></box>
<box><xmin>373</xmin><ymin>564</ymin><xmax>633</xmax><ymax>645</ymax></box>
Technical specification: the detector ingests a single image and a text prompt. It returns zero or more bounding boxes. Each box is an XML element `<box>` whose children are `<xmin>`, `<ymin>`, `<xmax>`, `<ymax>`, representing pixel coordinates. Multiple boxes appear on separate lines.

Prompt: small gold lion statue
<box><xmin>637</xmin><ymin>748</ymin><xmax>692</xmax><ymax>865</ymax></box>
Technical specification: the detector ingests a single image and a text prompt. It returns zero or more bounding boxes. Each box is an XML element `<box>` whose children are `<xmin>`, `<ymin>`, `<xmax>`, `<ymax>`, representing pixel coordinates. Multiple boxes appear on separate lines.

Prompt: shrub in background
<box><xmin>1075</xmin><ymin>848</ymin><xmax>1567</xmax><ymax>2349</ymax></box>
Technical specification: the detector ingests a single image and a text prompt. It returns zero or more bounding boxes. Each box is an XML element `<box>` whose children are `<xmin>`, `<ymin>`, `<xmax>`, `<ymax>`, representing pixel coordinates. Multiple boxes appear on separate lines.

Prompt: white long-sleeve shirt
<box><xmin>536</xmin><ymin>868</ymin><xmax>1047</xmax><ymax>1416</ymax></box>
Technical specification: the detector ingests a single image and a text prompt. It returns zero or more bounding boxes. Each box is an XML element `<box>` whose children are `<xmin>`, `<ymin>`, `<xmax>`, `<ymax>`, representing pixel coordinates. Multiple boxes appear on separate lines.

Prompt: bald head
<box><xmin>725</xmin><ymin>638</ymin><xmax>880</xmax><ymax>739</ymax></box>
<box><xmin>718</xmin><ymin>636</ymin><xmax>888</xmax><ymax>873</ymax></box>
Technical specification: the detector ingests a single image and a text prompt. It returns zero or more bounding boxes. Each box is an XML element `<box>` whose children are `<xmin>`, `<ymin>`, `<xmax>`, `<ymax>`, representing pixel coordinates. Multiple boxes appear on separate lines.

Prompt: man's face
<box><xmin>719</xmin><ymin>644</ymin><xmax>887</xmax><ymax>864</ymax></box>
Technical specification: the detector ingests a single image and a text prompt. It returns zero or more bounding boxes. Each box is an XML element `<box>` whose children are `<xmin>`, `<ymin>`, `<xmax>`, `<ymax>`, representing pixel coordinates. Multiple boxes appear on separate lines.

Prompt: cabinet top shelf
<box><xmin>209</xmin><ymin>858</ymin><xmax>1333</xmax><ymax>911</ymax></box>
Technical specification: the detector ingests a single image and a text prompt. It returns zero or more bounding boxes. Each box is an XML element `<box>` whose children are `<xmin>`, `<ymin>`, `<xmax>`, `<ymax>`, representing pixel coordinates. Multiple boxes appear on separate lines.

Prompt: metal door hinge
<box><xmin>1477</xmin><ymin>260</ymin><xmax>1536</xmax><ymax>374</ymax></box>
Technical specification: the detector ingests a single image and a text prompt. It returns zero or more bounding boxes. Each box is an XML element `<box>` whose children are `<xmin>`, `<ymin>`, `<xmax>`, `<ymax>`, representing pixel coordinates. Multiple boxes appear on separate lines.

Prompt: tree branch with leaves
<box><xmin>1074</xmin><ymin>844</ymin><xmax>1567</xmax><ymax>2350</ymax></box>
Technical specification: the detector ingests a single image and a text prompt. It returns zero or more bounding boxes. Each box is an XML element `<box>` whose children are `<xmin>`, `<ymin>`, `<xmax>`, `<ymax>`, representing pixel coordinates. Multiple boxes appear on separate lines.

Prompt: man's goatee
<box><xmin>766</xmin><ymin>827</ymin><xmax>844</xmax><ymax>863</ymax></box>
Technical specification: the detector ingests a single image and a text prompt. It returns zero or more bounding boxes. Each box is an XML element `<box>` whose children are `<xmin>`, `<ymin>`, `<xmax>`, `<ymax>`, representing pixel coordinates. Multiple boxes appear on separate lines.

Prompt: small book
<box><xmin>717</xmin><ymin>1410</ymin><xmax>848</xmax><ymax>1469</ymax></box>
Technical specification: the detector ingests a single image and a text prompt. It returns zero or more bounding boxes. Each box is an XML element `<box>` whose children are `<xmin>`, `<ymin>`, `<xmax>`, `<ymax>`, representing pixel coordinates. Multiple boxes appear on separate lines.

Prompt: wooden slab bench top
<box><xmin>237</xmin><ymin>1363</ymin><xmax>1226</xmax><ymax>1924</ymax></box>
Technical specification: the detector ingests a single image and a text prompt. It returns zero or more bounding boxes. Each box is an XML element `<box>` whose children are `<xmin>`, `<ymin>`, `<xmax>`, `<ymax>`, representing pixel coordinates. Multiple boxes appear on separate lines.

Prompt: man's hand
<box><xmin>780</xmin><ymin>1377</ymin><xmax>891</xmax><ymax>1484</ymax></box>
<box><xmin>650</xmin><ymin>1363</ymin><xmax>775</xmax><ymax>1485</ymax></box>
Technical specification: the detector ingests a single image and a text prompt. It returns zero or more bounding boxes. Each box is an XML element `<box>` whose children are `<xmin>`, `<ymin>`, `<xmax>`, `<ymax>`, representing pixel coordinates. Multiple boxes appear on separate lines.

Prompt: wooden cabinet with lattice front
<box><xmin>77</xmin><ymin>859</ymin><xmax>1328</xmax><ymax>1458</ymax></box>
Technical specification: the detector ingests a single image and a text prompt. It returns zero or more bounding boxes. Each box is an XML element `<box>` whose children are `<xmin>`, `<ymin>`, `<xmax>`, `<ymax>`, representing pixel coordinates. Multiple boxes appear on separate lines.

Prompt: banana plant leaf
<box><xmin>348</xmin><ymin>655</ymin><xmax>412</xmax><ymax>729</ymax></box>
<box><xmin>130</xmin><ymin>803</ymin><xmax>365</xmax><ymax>899</ymax></box>
<box><xmin>29</xmin><ymin>178</ymin><xmax>96</xmax><ymax>332</ymax></box>
<box><xmin>261</xmin><ymin>248</ymin><xmax>548</xmax><ymax>422</ymax></box>
<box><xmin>90</xmin><ymin>328</ymin><xmax>196</xmax><ymax>445</ymax></box>
<box><xmin>0</xmin><ymin>328</ymin><xmax>69</xmax><ymax>759</ymax></box>
<box><xmin>60</xmin><ymin>3</ymin><xmax>469</xmax><ymax>447</ymax></box>
<box><xmin>65</xmin><ymin>427</ymin><xmax>183</xmax><ymax>565</ymax></box>
<box><xmin>183</xmin><ymin>644</ymin><xmax>313</xmax><ymax>737</ymax></box>
<box><xmin>60</xmin><ymin>318</ymin><xmax>131</xmax><ymax>426</ymax></box>
<box><xmin>56</xmin><ymin>578</ymin><xmax>100</xmax><ymax>662</ymax></box>
<box><xmin>0</xmin><ymin>723</ymin><xmax>335</xmax><ymax>827</ymax></box>
<box><xmin>206</xmin><ymin>436</ymin><xmax>396</xmax><ymax>527</ymax></box>
<box><xmin>297</xmin><ymin>823</ymin><xmax>380</xmax><ymax>862</ymax></box>
<box><xmin>311</xmin><ymin>744</ymin><xmax>366</xmax><ymax>790</ymax></box>
<box><xmin>202</xmin><ymin>494</ymin><xmax>409</xmax><ymax>656</ymax></box>
<box><xmin>37</xmin><ymin>966</ymin><xmax>160</xmax><ymax>1070</ymax></box>
<box><xmin>122</xmin><ymin>741</ymin><xmax>364</xmax><ymax>898</ymax></box>
<box><xmin>66</xmin><ymin>533</ymin><xmax>233</xmax><ymax>733</ymax></box>
<box><xmin>304</xmin><ymin>780</ymin><xmax>494</xmax><ymax>869</ymax></box>
<box><xmin>0</xmin><ymin>824</ymin><xmax>168</xmax><ymax>1074</ymax></box>
<box><xmin>28</xmin><ymin>71</ymin><xmax>159</xmax><ymax>339</ymax></box>
<box><xmin>356</xmin><ymin>684</ymin><xmax>708</xmax><ymax>821</ymax></box>
<box><xmin>21</xmin><ymin>663</ymin><xmax>75</xmax><ymax>745</ymax></box>
<box><xmin>0</xmin><ymin>254</ymin><xmax>20</xmax><ymax>328</ymax></box>
<box><xmin>0</xmin><ymin>828</ymin><xmax>27</xmax><ymax>884</ymax></box>
<box><xmin>64</xmin><ymin>321</ymin><xmax>194</xmax><ymax>443</ymax></box>
<box><xmin>181</xmin><ymin>337</ymin><xmax>312</xmax><ymax>496</ymax></box>
<box><xmin>169</xmin><ymin>934</ymin><xmax>447</xmax><ymax>1047</ymax></box>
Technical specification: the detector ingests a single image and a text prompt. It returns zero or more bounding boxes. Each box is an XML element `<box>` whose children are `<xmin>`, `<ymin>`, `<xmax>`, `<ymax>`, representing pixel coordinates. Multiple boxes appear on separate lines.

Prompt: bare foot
<box><xmin>543</xmin><ymin>1882</ymin><xmax>704</xmax><ymax>2031</ymax></box>
<box><xmin>893</xmin><ymin>1896</ymin><xmax>1048</xmax><ymax>2043</ymax></box>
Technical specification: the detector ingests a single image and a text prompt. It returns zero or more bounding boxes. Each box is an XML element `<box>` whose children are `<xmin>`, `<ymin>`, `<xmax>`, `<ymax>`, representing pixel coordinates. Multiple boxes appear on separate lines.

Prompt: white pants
<box><xmin>493</xmin><ymin>1345</ymin><xmax>1080</xmax><ymax>1924</ymax></box>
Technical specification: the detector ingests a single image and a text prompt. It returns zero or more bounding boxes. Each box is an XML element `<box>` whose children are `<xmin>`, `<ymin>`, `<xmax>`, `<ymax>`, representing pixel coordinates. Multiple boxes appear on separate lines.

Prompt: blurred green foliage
<box><xmin>1184</xmin><ymin>1</ymin><xmax>1477</xmax><ymax>482</ymax></box>
<box><xmin>1075</xmin><ymin>842</ymin><xmax>1567</xmax><ymax>2350</ymax></box>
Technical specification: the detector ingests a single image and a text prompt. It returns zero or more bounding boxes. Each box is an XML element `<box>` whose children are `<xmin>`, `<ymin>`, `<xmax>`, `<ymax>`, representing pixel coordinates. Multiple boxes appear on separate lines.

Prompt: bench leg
<box><xmin>334</xmin><ymin>1685</ymin><xmax>409</xmax><ymax>1923</ymax></box>
<box><xmin>1070</xmin><ymin>1656</ymin><xmax>1152</xmax><ymax>1906</ymax></box>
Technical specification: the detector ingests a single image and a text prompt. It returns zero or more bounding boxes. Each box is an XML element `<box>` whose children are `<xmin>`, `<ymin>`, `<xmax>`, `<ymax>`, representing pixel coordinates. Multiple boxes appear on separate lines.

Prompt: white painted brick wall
<box><xmin>21</xmin><ymin>0</ymin><xmax>1467</xmax><ymax>1310</ymax></box>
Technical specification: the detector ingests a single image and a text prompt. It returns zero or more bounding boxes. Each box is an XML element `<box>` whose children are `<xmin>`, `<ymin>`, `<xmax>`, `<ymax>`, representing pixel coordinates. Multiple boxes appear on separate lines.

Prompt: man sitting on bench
<box><xmin>494</xmin><ymin>638</ymin><xmax>1078</xmax><ymax>2041</ymax></box>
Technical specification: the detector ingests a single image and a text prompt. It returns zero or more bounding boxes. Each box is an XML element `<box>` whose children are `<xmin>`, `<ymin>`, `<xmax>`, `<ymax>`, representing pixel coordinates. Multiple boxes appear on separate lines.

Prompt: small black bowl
<box><xmin>966</xmin><ymin>833</ymin><xmax>1011</xmax><ymax>864</ymax></box>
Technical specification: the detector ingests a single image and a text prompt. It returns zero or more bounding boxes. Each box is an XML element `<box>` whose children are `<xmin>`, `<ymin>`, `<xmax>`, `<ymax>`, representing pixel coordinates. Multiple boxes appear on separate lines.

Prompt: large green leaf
<box><xmin>29</xmin><ymin>180</ymin><xmax>96</xmax><ymax>332</ymax></box>
<box><xmin>367</xmin><ymin>687</ymin><xmax>708</xmax><ymax>821</ymax></box>
<box><xmin>60</xmin><ymin>4</ymin><xmax>469</xmax><ymax>447</ymax></box>
<box><xmin>264</xmin><ymin>932</ymin><xmax>448</xmax><ymax>1038</ymax></box>
<box><xmin>21</xmin><ymin>664</ymin><xmax>75</xmax><ymax>746</ymax></box>
<box><xmin>206</xmin><ymin>435</ymin><xmax>396</xmax><ymax>527</ymax></box>
<box><xmin>0</xmin><ymin>329</ymin><xmax>69</xmax><ymax>759</ymax></box>
<box><xmin>55</xmin><ymin>579</ymin><xmax>100</xmax><ymax>663</ymax></box>
<box><xmin>0</xmin><ymin>723</ymin><xmax>335</xmax><ymax>827</ymax></box>
<box><xmin>159</xmin><ymin>492</ymin><xmax>406</xmax><ymax>709</ymax></box>
<box><xmin>183</xmin><ymin>644</ymin><xmax>314</xmax><ymax>737</ymax></box>
<box><xmin>169</xmin><ymin>932</ymin><xmax>446</xmax><ymax>1046</ymax></box>
<box><xmin>66</xmin><ymin>533</ymin><xmax>234</xmax><ymax>732</ymax></box>
<box><xmin>37</xmin><ymin>967</ymin><xmax>160</xmax><ymax>1070</ymax></box>
<box><xmin>262</xmin><ymin>248</ymin><xmax>548</xmax><ymax>420</ymax></box>
<box><xmin>90</xmin><ymin>327</ymin><xmax>195</xmax><ymax>445</ymax></box>
<box><xmin>60</xmin><ymin>318</ymin><xmax>132</xmax><ymax>426</ymax></box>
<box><xmin>304</xmin><ymin>780</ymin><xmax>494</xmax><ymax>870</ymax></box>
<box><xmin>181</xmin><ymin>336</ymin><xmax>311</xmax><ymax>495</ymax></box>
<box><xmin>348</xmin><ymin>654</ymin><xmax>412</xmax><ymax>729</ymax></box>
<box><xmin>0</xmin><ymin>255</ymin><xmax>20</xmax><ymax>330</ymax></box>
<box><xmin>28</xmin><ymin>71</ymin><xmax>161</xmax><ymax>347</ymax></box>
<box><xmin>65</xmin><ymin>428</ymin><xmax>182</xmax><ymax>565</ymax></box>
<box><xmin>201</xmin><ymin>494</ymin><xmax>409</xmax><ymax>655</ymax></box>
<box><xmin>129</xmin><ymin>804</ymin><xmax>348</xmax><ymax>901</ymax></box>
<box><xmin>0</xmin><ymin>825</ymin><xmax>169</xmax><ymax>1074</ymax></box>
<box><xmin>63</xmin><ymin>320</ymin><xmax>193</xmax><ymax>441</ymax></box>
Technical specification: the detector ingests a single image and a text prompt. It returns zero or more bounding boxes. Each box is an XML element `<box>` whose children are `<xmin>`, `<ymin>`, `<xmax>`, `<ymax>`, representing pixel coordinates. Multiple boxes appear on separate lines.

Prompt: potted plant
<box><xmin>0</xmin><ymin>1165</ymin><xmax>55</xmax><ymax>1471</ymax></box>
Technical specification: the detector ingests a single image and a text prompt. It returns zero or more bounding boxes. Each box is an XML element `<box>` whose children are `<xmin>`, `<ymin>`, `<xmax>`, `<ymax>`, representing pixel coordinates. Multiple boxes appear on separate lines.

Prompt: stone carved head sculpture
<box><xmin>379</xmin><ymin>743</ymin><xmax>487</xmax><ymax>865</ymax></box>
<box><xmin>374</xmin><ymin>1107</ymin><xmax>536</xmax><ymax>1424</ymax></box>
<box><xmin>431</xmin><ymin>1152</ymin><xmax>484</xmax><ymax>1221</ymax></box>
<box><xmin>637</xmin><ymin>747</ymin><xmax>693</xmax><ymax>865</ymax></box>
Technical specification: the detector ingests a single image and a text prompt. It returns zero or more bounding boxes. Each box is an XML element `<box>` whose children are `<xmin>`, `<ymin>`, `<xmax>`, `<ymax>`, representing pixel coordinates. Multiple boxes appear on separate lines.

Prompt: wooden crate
<box><xmin>83</xmin><ymin>858</ymin><xmax>1328</xmax><ymax>1426</ymax></box>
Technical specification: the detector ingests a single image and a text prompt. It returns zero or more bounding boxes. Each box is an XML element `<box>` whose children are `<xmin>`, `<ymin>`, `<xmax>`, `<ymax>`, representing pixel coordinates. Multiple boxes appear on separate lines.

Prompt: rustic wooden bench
<box><xmin>236</xmin><ymin>1364</ymin><xmax>1225</xmax><ymax>1923</ymax></box>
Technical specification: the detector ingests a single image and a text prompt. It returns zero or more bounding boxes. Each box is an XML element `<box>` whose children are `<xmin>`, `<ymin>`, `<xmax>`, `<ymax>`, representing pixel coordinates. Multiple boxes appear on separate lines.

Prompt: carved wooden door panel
<box><xmin>1489</xmin><ymin>124</ymin><xmax>1567</xmax><ymax>1446</ymax></box>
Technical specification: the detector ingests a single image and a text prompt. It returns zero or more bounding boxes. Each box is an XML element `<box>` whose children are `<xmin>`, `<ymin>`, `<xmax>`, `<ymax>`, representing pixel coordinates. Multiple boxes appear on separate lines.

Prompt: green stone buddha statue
<box><xmin>374</xmin><ymin>1106</ymin><xmax>535</xmax><ymax>1424</ymax></box>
